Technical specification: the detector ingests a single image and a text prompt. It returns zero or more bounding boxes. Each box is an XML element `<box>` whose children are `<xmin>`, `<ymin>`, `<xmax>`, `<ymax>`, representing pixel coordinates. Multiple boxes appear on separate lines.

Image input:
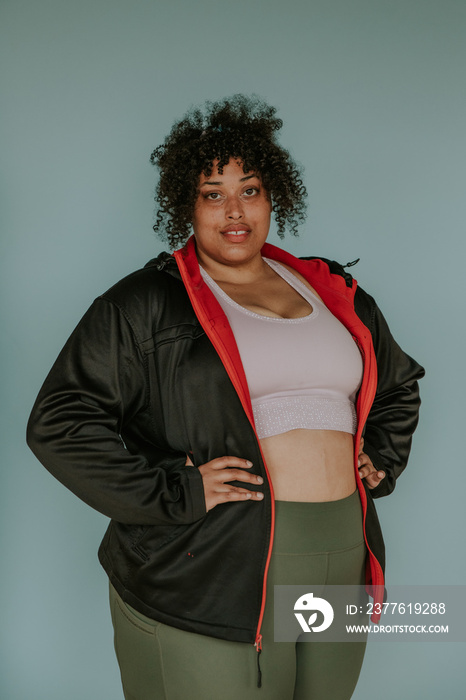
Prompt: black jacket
<box><xmin>27</xmin><ymin>239</ymin><xmax>424</xmax><ymax>645</ymax></box>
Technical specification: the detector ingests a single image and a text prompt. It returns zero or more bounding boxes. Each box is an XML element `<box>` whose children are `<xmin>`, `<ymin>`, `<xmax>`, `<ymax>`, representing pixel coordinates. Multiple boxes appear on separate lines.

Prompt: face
<box><xmin>191</xmin><ymin>158</ymin><xmax>272</xmax><ymax>272</ymax></box>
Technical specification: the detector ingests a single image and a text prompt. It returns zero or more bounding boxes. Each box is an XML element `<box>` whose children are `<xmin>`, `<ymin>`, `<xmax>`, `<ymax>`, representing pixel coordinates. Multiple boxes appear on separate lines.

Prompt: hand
<box><xmin>185</xmin><ymin>454</ymin><xmax>264</xmax><ymax>512</ymax></box>
<box><xmin>358</xmin><ymin>438</ymin><xmax>385</xmax><ymax>490</ymax></box>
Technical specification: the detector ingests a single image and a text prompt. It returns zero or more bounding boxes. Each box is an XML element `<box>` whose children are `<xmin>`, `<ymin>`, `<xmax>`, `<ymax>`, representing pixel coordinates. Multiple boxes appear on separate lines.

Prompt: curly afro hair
<box><xmin>150</xmin><ymin>94</ymin><xmax>307</xmax><ymax>249</ymax></box>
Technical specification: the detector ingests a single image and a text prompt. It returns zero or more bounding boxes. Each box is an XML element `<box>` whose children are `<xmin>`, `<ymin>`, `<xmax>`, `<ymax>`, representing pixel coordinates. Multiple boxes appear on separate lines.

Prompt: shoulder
<box><xmin>81</xmin><ymin>252</ymin><xmax>194</xmax><ymax>341</ymax></box>
<box><xmin>299</xmin><ymin>255</ymin><xmax>358</xmax><ymax>289</ymax></box>
<box><xmin>298</xmin><ymin>254</ymin><xmax>381</xmax><ymax>329</ymax></box>
<box><xmin>98</xmin><ymin>252</ymin><xmax>184</xmax><ymax>312</ymax></box>
<box><xmin>353</xmin><ymin>286</ymin><xmax>378</xmax><ymax>329</ymax></box>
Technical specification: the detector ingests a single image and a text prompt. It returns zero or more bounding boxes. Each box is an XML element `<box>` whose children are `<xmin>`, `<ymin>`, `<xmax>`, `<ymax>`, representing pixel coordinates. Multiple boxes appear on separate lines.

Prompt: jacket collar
<box><xmin>175</xmin><ymin>235</ymin><xmax>358</xmax><ymax>322</ymax></box>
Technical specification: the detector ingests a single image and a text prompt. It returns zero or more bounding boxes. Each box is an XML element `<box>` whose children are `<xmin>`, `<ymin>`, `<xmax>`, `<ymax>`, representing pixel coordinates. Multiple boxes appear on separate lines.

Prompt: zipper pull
<box><xmin>254</xmin><ymin>634</ymin><xmax>263</xmax><ymax>688</ymax></box>
<box><xmin>344</xmin><ymin>258</ymin><xmax>360</xmax><ymax>268</ymax></box>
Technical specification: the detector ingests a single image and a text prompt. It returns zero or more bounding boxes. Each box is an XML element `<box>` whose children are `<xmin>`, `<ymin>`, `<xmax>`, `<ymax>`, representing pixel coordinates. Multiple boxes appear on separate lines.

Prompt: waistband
<box><xmin>272</xmin><ymin>490</ymin><xmax>364</xmax><ymax>554</ymax></box>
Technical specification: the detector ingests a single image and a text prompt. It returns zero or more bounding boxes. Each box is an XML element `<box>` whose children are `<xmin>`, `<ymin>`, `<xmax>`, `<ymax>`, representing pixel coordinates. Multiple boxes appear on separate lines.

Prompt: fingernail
<box><xmin>246</xmin><ymin>460</ymin><xmax>253</xmax><ymax>467</ymax></box>
<box><xmin>257</xmin><ymin>476</ymin><xmax>263</xmax><ymax>484</ymax></box>
<box><xmin>246</xmin><ymin>493</ymin><xmax>252</xmax><ymax>498</ymax></box>
<box><xmin>256</xmin><ymin>493</ymin><xmax>264</xmax><ymax>499</ymax></box>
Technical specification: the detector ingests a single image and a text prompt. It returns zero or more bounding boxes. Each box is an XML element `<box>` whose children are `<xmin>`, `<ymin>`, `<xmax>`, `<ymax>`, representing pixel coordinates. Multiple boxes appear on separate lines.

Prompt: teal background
<box><xmin>2</xmin><ymin>0</ymin><xmax>465</xmax><ymax>697</ymax></box>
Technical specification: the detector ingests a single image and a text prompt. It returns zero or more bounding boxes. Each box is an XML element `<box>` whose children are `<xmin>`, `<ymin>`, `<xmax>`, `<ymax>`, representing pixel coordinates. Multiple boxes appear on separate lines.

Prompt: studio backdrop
<box><xmin>1</xmin><ymin>1</ymin><xmax>465</xmax><ymax>698</ymax></box>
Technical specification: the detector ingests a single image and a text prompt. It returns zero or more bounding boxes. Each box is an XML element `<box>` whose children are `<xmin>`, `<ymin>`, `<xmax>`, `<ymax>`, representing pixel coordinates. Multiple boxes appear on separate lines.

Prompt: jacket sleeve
<box><xmin>355</xmin><ymin>287</ymin><xmax>425</xmax><ymax>498</ymax></box>
<box><xmin>26</xmin><ymin>297</ymin><xmax>206</xmax><ymax>525</ymax></box>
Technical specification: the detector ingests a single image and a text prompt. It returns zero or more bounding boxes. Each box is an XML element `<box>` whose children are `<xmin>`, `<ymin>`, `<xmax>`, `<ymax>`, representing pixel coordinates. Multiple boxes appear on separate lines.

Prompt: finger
<box><xmin>205</xmin><ymin>487</ymin><xmax>264</xmax><ymax>511</ymax></box>
<box><xmin>358</xmin><ymin>452</ymin><xmax>372</xmax><ymax>468</ymax></box>
<box><xmin>211</xmin><ymin>468</ymin><xmax>264</xmax><ymax>486</ymax></box>
<box><xmin>365</xmin><ymin>471</ymin><xmax>385</xmax><ymax>489</ymax></box>
<box><xmin>359</xmin><ymin>469</ymin><xmax>385</xmax><ymax>489</ymax></box>
<box><xmin>213</xmin><ymin>482</ymin><xmax>264</xmax><ymax>495</ymax></box>
<box><xmin>359</xmin><ymin>436</ymin><xmax>364</xmax><ymax>453</ymax></box>
<box><xmin>211</xmin><ymin>490</ymin><xmax>264</xmax><ymax>508</ymax></box>
<box><xmin>358</xmin><ymin>464</ymin><xmax>374</xmax><ymax>479</ymax></box>
<box><xmin>222</xmin><ymin>488</ymin><xmax>264</xmax><ymax>501</ymax></box>
<box><xmin>206</xmin><ymin>456</ymin><xmax>254</xmax><ymax>471</ymax></box>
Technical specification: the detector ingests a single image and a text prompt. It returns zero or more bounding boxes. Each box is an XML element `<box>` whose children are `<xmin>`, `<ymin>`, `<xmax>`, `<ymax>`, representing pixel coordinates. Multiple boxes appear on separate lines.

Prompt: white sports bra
<box><xmin>200</xmin><ymin>258</ymin><xmax>363</xmax><ymax>439</ymax></box>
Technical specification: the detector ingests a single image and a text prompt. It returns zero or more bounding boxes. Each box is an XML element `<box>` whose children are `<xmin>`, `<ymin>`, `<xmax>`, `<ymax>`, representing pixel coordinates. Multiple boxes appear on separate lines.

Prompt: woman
<box><xmin>27</xmin><ymin>95</ymin><xmax>424</xmax><ymax>699</ymax></box>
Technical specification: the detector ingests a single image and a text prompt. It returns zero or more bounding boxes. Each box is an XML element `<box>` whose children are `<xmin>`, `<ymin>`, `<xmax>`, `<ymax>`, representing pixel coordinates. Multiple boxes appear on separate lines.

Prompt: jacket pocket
<box><xmin>131</xmin><ymin>524</ymin><xmax>187</xmax><ymax>561</ymax></box>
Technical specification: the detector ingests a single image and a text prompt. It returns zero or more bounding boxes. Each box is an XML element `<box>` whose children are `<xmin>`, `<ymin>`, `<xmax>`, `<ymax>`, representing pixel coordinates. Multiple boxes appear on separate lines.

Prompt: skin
<box><xmin>188</xmin><ymin>159</ymin><xmax>385</xmax><ymax>511</ymax></box>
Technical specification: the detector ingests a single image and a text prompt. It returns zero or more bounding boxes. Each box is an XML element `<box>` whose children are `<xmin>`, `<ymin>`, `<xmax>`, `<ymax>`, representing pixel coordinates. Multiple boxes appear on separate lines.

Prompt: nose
<box><xmin>225</xmin><ymin>194</ymin><xmax>244</xmax><ymax>220</ymax></box>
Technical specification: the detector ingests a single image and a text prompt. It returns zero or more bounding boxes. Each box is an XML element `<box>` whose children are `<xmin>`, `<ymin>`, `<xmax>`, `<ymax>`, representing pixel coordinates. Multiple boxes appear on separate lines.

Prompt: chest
<box><xmin>215</xmin><ymin>274</ymin><xmax>314</xmax><ymax>319</ymax></box>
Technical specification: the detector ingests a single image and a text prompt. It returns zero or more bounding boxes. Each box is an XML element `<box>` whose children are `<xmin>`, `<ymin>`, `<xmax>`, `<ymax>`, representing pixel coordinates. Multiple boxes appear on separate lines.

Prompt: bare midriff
<box><xmin>260</xmin><ymin>429</ymin><xmax>356</xmax><ymax>502</ymax></box>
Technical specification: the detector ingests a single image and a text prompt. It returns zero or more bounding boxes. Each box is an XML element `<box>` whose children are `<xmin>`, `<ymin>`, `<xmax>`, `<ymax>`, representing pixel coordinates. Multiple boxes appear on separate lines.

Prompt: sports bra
<box><xmin>199</xmin><ymin>258</ymin><xmax>363</xmax><ymax>439</ymax></box>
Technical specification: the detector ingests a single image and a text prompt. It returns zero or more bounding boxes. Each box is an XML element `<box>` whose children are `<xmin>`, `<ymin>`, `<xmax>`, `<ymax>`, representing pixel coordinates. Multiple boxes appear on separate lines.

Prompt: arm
<box><xmin>354</xmin><ymin>287</ymin><xmax>425</xmax><ymax>498</ymax></box>
<box><xmin>26</xmin><ymin>297</ymin><xmax>206</xmax><ymax>525</ymax></box>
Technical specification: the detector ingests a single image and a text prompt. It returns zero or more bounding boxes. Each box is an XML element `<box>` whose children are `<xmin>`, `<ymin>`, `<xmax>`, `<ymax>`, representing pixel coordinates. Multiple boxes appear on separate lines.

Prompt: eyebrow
<box><xmin>200</xmin><ymin>173</ymin><xmax>258</xmax><ymax>186</ymax></box>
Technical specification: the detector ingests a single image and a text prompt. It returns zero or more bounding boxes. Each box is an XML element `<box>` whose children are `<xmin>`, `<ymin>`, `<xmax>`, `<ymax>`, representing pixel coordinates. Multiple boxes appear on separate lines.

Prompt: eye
<box><xmin>243</xmin><ymin>187</ymin><xmax>259</xmax><ymax>197</ymax></box>
<box><xmin>204</xmin><ymin>192</ymin><xmax>222</xmax><ymax>200</ymax></box>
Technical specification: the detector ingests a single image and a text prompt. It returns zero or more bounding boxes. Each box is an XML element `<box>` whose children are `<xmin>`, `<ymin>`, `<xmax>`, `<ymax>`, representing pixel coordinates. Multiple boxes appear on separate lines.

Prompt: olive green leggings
<box><xmin>110</xmin><ymin>492</ymin><xmax>367</xmax><ymax>700</ymax></box>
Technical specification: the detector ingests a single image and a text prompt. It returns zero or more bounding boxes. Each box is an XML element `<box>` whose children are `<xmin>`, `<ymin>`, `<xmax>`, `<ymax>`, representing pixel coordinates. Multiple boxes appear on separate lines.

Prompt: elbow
<box><xmin>26</xmin><ymin>415</ymin><xmax>39</xmax><ymax>456</ymax></box>
<box><xmin>26</xmin><ymin>408</ymin><xmax>45</xmax><ymax>461</ymax></box>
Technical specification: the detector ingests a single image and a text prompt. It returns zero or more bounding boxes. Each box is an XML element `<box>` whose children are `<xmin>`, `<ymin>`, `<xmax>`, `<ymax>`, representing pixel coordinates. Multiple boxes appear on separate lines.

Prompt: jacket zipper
<box><xmin>352</xmin><ymin>336</ymin><xmax>385</xmax><ymax>621</ymax></box>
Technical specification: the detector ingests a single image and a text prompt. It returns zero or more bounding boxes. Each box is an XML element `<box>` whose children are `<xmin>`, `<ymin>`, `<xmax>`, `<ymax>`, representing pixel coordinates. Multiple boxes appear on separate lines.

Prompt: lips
<box><xmin>221</xmin><ymin>225</ymin><xmax>251</xmax><ymax>234</ymax></box>
<box><xmin>221</xmin><ymin>225</ymin><xmax>251</xmax><ymax>242</ymax></box>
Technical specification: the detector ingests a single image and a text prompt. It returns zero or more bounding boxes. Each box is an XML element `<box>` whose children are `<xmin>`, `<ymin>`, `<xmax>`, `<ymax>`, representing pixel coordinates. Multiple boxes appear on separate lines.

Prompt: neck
<box><xmin>196</xmin><ymin>250</ymin><xmax>271</xmax><ymax>285</ymax></box>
